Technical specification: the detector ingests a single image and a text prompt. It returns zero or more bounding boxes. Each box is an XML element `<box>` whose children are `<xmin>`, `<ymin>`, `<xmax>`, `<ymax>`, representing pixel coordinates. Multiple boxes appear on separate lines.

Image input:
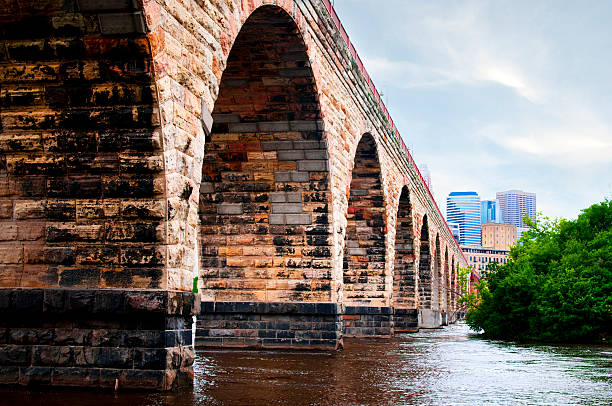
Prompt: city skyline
<box><xmin>334</xmin><ymin>1</ymin><xmax>612</xmax><ymax>221</ymax></box>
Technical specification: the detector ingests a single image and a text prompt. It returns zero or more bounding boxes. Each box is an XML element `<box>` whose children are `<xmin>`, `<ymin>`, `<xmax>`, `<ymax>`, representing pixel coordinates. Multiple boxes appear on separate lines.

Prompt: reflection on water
<box><xmin>2</xmin><ymin>323</ymin><xmax>611</xmax><ymax>405</ymax></box>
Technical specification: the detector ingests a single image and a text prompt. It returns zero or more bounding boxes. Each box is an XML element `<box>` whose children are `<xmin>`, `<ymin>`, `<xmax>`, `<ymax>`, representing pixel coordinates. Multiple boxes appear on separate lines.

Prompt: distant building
<box><xmin>482</xmin><ymin>222</ymin><xmax>517</xmax><ymax>250</ymax></box>
<box><xmin>418</xmin><ymin>163</ymin><xmax>433</xmax><ymax>192</ymax></box>
<box><xmin>448</xmin><ymin>222</ymin><xmax>461</xmax><ymax>242</ymax></box>
<box><xmin>496</xmin><ymin>190</ymin><xmax>536</xmax><ymax>230</ymax></box>
<box><xmin>481</xmin><ymin>199</ymin><xmax>502</xmax><ymax>224</ymax></box>
<box><xmin>462</xmin><ymin>246</ymin><xmax>509</xmax><ymax>272</ymax></box>
<box><xmin>447</xmin><ymin>191</ymin><xmax>481</xmax><ymax>246</ymax></box>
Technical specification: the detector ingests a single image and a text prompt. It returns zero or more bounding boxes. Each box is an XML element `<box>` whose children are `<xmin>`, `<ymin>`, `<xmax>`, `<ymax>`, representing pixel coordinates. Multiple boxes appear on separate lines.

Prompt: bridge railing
<box><xmin>320</xmin><ymin>0</ymin><xmax>466</xmax><ymax>262</ymax></box>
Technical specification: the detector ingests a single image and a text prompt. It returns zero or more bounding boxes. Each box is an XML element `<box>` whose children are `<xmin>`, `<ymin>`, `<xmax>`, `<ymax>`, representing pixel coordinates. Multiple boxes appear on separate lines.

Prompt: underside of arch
<box><xmin>196</xmin><ymin>5</ymin><xmax>338</xmax><ymax>350</ymax></box>
<box><xmin>392</xmin><ymin>186</ymin><xmax>418</xmax><ymax>332</ymax></box>
<box><xmin>418</xmin><ymin>216</ymin><xmax>432</xmax><ymax>309</ymax></box>
<box><xmin>341</xmin><ymin>133</ymin><xmax>390</xmax><ymax>337</ymax></box>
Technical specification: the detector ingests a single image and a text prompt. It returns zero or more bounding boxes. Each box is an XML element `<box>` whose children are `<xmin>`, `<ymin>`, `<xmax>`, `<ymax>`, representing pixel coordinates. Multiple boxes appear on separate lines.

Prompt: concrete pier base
<box><xmin>418</xmin><ymin>309</ymin><xmax>444</xmax><ymax>328</ymax></box>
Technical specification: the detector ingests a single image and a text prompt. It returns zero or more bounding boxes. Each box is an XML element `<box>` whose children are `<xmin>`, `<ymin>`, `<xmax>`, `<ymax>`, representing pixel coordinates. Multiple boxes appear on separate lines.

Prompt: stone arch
<box><xmin>451</xmin><ymin>257</ymin><xmax>457</xmax><ymax>313</ymax></box>
<box><xmin>197</xmin><ymin>5</ymin><xmax>331</xmax><ymax>305</ymax></box>
<box><xmin>433</xmin><ymin>234</ymin><xmax>441</xmax><ymax>311</ymax></box>
<box><xmin>392</xmin><ymin>186</ymin><xmax>416</xmax><ymax>308</ymax></box>
<box><xmin>440</xmin><ymin>247</ymin><xmax>450</xmax><ymax>312</ymax></box>
<box><xmin>341</xmin><ymin>133</ymin><xmax>386</xmax><ymax>307</ymax></box>
<box><xmin>418</xmin><ymin>215</ymin><xmax>432</xmax><ymax>309</ymax></box>
<box><xmin>391</xmin><ymin>185</ymin><xmax>419</xmax><ymax>332</ymax></box>
<box><xmin>444</xmin><ymin>247</ymin><xmax>451</xmax><ymax>313</ymax></box>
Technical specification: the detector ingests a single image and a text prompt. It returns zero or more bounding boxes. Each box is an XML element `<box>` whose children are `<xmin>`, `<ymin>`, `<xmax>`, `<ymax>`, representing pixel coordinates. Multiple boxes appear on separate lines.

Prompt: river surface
<box><xmin>2</xmin><ymin>323</ymin><xmax>611</xmax><ymax>405</ymax></box>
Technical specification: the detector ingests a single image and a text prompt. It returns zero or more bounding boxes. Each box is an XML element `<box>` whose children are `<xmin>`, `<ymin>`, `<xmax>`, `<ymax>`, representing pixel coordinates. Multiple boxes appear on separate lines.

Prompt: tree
<box><xmin>464</xmin><ymin>200</ymin><xmax>612</xmax><ymax>343</ymax></box>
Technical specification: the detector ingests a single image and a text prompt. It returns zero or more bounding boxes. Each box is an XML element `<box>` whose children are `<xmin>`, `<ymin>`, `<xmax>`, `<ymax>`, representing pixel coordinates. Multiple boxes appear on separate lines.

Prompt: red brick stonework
<box><xmin>0</xmin><ymin>0</ymin><xmax>467</xmax><ymax>389</ymax></box>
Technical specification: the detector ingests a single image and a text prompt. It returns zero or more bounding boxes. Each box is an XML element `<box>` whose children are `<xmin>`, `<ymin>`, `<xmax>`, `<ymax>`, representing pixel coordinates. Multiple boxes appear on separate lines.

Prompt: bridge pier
<box><xmin>195</xmin><ymin>302</ymin><xmax>342</xmax><ymax>350</ymax></box>
<box><xmin>393</xmin><ymin>308</ymin><xmax>420</xmax><ymax>332</ymax></box>
<box><xmin>0</xmin><ymin>288</ymin><xmax>197</xmax><ymax>390</ymax></box>
<box><xmin>418</xmin><ymin>309</ymin><xmax>445</xmax><ymax>329</ymax></box>
<box><xmin>342</xmin><ymin>306</ymin><xmax>393</xmax><ymax>338</ymax></box>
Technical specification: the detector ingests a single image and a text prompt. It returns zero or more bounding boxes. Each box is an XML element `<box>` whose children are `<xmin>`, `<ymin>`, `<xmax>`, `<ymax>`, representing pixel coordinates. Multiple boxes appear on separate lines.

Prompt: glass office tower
<box><xmin>446</xmin><ymin>191</ymin><xmax>481</xmax><ymax>246</ymax></box>
<box><xmin>481</xmin><ymin>199</ymin><xmax>502</xmax><ymax>224</ymax></box>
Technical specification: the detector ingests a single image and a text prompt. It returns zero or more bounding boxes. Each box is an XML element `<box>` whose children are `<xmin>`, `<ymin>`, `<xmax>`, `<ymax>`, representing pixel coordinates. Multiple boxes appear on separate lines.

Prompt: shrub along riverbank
<box><xmin>464</xmin><ymin>200</ymin><xmax>611</xmax><ymax>343</ymax></box>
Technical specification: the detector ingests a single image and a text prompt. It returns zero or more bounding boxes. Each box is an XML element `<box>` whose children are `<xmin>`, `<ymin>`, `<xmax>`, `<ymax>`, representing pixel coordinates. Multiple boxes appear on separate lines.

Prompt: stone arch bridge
<box><xmin>0</xmin><ymin>0</ymin><xmax>466</xmax><ymax>390</ymax></box>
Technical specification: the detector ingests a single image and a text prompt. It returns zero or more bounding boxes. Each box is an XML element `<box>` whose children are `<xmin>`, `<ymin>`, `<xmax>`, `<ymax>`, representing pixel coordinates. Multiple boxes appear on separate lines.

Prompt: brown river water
<box><xmin>1</xmin><ymin>323</ymin><xmax>611</xmax><ymax>405</ymax></box>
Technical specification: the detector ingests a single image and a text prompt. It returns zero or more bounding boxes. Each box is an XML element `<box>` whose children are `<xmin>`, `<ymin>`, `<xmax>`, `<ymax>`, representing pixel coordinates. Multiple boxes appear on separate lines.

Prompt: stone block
<box><xmin>259</xmin><ymin>121</ymin><xmax>290</xmax><ymax>132</ymax></box>
<box><xmin>217</xmin><ymin>203</ymin><xmax>242</xmax><ymax>215</ymax></box>
<box><xmin>228</xmin><ymin>123</ymin><xmax>257</xmax><ymax>132</ymax></box>
<box><xmin>51</xmin><ymin>367</ymin><xmax>100</xmax><ymax>387</ymax></box>
<box><xmin>269</xmin><ymin>214</ymin><xmax>285</xmax><ymax>225</ymax></box>
<box><xmin>261</xmin><ymin>141</ymin><xmax>293</xmax><ymax>151</ymax></box>
<box><xmin>271</xmin><ymin>203</ymin><xmax>302</xmax><ymax>214</ymax></box>
<box><xmin>297</xmin><ymin>160</ymin><xmax>328</xmax><ymax>172</ymax></box>
<box><xmin>98</xmin><ymin>13</ymin><xmax>146</xmax><ymax>35</ymax></box>
<box><xmin>0</xmin><ymin>345</ymin><xmax>31</xmax><ymax>365</ymax></box>
<box><xmin>211</xmin><ymin>113</ymin><xmax>240</xmax><ymax>124</ymax></box>
<box><xmin>285</xmin><ymin>214</ymin><xmax>312</xmax><ymax>225</ymax></box>
<box><xmin>293</xmin><ymin>141</ymin><xmax>320</xmax><ymax>150</ymax></box>
<box><xmin>304</xmin><ymin>149</ymin><xmax>328</xmax><ymax>160</ymax></box>
<box><xmin>289</xmin><ymin>121</ymin><xmax>317</xmax><ymax>131</ymax></box>
<box><xmin>19</xmin><ymin>367</ymin><xmax>52</xmax><ymax>386</ymax></box>
<box><xmin>277</xmin><ymin>150</ymin><xmax>304</xmax><ymax>161</ymax></box>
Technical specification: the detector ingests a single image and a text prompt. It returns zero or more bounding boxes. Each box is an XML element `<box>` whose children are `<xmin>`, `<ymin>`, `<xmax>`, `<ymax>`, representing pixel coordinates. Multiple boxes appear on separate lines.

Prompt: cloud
<box><xmin>477</xmin><ymin>121</ymin><xmax>612</xmax><ymax>165</ymax></box>
<box><xmin>334</xmin><ymin>0</ymin><xmax>612</xmax><ymax>220</ymax></box>
<box><xmin>475</xmin><ymin>63</ymin><xmax>541</xmax><ymax>103</ymax></box>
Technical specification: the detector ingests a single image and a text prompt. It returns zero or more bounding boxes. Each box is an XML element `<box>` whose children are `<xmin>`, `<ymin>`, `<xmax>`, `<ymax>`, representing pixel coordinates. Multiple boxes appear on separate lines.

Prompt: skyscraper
<box><xmin>481</xmin><ymin>199</ymin><xmax>502</xmax><ymax>224</ymax></box>
<box><xmin>496</xmin><ymin>190</ymin><xmax>536</xmax><ymax>229</ymax></box>
<box><xmin>447</xmin><ymin>191</ymin><xmax>481</xmax><ymax>246</ymax></box>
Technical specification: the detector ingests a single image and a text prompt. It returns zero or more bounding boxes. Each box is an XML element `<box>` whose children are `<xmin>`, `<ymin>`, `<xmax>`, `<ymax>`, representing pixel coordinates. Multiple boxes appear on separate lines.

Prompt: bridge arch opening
<box><xmin>433</xmin><ymin>234</ymin><xmax>441</xmax><ymax>311</ymax></box>
<box><xmin>444</xmin><ymin>247</ymin><xmax>450</xmax><ymax>314</ymax></box>
<box><xmin>197</xmin><ymin>5</ymin><xmax>332</xmax><ymax>313</ymax></box>
<box><xmin>451</xmin><ymin>257</ymin><xmax>457</xmax><ymax>313</ymax></box>
<box><xmin>418</xmin><ymin>215</ymin><xmax>431</xmax><ymax>309</ymax></box>
<box><xmin>392</xmin><ymin>186</ymin><xmax>416</xmax><ymax>307</ymax></box>
<box><xmin>392</xmin><ymin>186</ymin><xmax>418</xmax><ymax>331</ymax></box>
<box><xmin>342</xmin><ymin>133</ymin><xmax>386</xmax><ymax>309</ymax></box>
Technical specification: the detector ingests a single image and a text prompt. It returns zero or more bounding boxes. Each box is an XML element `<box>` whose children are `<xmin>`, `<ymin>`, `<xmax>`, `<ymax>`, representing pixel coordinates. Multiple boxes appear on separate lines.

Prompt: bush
<box><xmin>465</xmin><ymin>199</ymin><xmax>612</xmax><ymax>343</ymax></box>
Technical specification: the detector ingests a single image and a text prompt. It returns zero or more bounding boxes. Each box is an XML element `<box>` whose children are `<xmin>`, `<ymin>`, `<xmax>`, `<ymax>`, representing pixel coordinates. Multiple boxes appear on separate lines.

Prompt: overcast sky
<box><xmin>333</xmin><ymin>0</ymin><xmax>612</xmax><ymax>220</ymax></box>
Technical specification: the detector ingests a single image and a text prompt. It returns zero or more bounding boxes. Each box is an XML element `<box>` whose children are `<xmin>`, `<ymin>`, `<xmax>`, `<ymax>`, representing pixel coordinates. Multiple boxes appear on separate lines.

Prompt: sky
<box><xmin>333</xmin><ymin>0</ymin><xmax>612</xmax><ymax>220</ymax></box>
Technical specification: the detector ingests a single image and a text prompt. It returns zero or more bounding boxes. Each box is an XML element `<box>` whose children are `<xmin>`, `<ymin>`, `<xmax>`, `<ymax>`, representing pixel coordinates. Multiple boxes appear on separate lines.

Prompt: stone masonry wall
<box><xmin>0</xmin><ymin>0</ymin><xmax>170</xmax><ymax>290</ymax></box>
<box><xmin>0</xmin><ymin>288</ymin><xmax>196</xmax><ymax>390</ymax></box>
<box><xmin>392</xmin><ymin>186</ymin><xmax>416</xmax><ymax>309</ymax></box>
<box><xmin>342</xmin><ymin>134</ymin><xmax>386</xmax><ymax>307</ymax></box>
<box><xmin>198</xmin><ymin>6</ymin><xmax>333</xmax><ymax>304</ymax></box>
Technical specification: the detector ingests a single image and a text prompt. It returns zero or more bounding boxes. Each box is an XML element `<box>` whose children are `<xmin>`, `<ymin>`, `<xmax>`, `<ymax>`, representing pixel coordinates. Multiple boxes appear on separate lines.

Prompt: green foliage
<box><xmin>465</xmin><ymin>200</ymin><xmax>612</xmax><ymax>343</ymax></box>
<box><xmin>192</xmin><ymin>276</ymin><xmax>199</xmax><ymax>294</ymax></box>
<box><xmin>456</xmin><ymin>265</ymin><xmax>486</xmax><ymax>311</ymax></box>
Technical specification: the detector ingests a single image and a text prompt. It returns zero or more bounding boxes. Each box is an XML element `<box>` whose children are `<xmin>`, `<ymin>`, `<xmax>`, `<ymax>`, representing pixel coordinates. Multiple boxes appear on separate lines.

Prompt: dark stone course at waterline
<box><xmin>0</xmin><ymin>288</ymin><xmax>198</xmax><ymax>390</ymax></box>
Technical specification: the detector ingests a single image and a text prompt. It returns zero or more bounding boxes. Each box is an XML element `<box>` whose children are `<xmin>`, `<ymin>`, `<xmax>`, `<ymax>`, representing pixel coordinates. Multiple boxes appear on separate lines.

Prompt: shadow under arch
<box><xmin>433</xmin><ymin>233</ymin><xmax>441</xmax><ymax>311</ymax></box>
<box><xmin>341</xmin><ymin>133</ymin><xmax>390</xmax><ymax>337</ymax></box>
<box><xmin>392</xmin><ymin>185</ymin><xmax>419</xmax><ymax>332</ymax></box>
<box><xmin>196</xmin><ymin>5</ymin><xmax>338</xmax><ymax>350</ymax></box>
<box><xmin>418</xmin><ymin>215</ymin><xmax>432</xmax><ymax>310</ymax></box>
